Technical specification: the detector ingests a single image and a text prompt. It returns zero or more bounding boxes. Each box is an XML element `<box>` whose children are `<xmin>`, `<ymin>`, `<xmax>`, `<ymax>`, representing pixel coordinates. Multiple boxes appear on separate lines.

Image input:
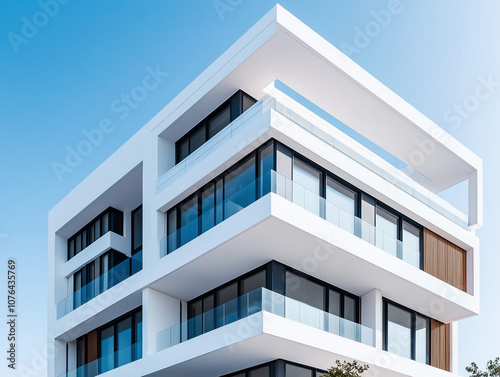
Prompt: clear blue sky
<box><xmin>0</xmin><ymin>1</ymin><xmax>498</xmax><ymax>376</ymax></box>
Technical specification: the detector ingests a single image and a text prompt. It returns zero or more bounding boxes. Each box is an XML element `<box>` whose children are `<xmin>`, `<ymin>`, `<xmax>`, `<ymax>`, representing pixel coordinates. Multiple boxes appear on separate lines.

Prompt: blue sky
<box><xmin>1</xmin><ymin>1</ymin><xmax>499</xmax><ymax>376</ymax></box>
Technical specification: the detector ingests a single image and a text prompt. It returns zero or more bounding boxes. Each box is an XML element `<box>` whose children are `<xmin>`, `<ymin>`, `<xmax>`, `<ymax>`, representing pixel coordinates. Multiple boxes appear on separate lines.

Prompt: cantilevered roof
<box><xmin>152</xmin><ymin>4</ymin><xmax>481</xmax><ymax>195</ymax></box>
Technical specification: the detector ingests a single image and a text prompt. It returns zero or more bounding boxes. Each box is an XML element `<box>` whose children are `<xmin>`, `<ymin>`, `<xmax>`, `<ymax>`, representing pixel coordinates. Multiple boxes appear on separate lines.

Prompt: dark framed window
<box><xmin>175</xmin><ymin>90</ymin><xmax>257</xmax><ymax>164</ymax></box>
<box><xmin>131</xmin><ymin>205</ymin><xmax>143</xmax><ymax>254</ymax></box>
<box><xmin>383</xmin><ymin>299</ymin><xmax>430</xmax><ymax>364</ymax></box>
<box><xmin>166</xmin><ymin>140</ymin><xmax>274</xmax><ymax>254</ymax></box>
<box><xmin>67</xmin><ymin>207</ymin><xmax>124</xmax><ymax>261</ymax></box>
<box><xmin>375</xmin><ymin>203</ymin><xmax>423</xmax><ymax>268</ymax></box>
<box><xmin>222</xmin><ymin>359</ymin><xmax>326</xmax><ymax>377</ymax></box>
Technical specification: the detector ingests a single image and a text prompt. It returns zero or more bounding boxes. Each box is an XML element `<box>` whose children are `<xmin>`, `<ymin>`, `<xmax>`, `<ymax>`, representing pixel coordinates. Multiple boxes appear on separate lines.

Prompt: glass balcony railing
<box><xmin>56</xmin><ymin>250</ymin><xmax>143</xmax><ymax>319</ymax></box>
<box><xmin>160</xmin><ymin>170</ymin><xmax>421</xmax><ymax>268</ymax></box>
<box><xmin>57</xmin><ymin>341</ymin><xmax>142</xmax><ymax>377</ymax></box>
<box><xmin>156</xmin><ymin>288</ymin><xmax>374</xmax><ymax>352</ymax></box>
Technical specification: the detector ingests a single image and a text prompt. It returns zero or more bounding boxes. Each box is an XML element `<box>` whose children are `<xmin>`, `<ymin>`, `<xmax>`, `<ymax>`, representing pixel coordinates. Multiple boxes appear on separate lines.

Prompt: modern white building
<box><xmin>48</xmin><ymin>5</ymin><xmax>482</xmax><ymax>377</ymax></box>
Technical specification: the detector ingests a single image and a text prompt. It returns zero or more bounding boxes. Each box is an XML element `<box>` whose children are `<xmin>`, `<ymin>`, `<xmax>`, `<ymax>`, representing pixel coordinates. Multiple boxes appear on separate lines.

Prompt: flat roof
<box><xmin>152</xmin><ymin>4</ymin><xmax>481</xmax><ymax>194</ymax></box>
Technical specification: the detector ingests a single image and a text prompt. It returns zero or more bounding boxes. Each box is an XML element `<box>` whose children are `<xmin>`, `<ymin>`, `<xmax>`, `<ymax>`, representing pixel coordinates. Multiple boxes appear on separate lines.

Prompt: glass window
<box><xmin>293</xmin><ymin>159</ymin><xmax>321</xmax><ymax>216</ymax></box>
<box><xmin>132</xmin><ymin>207</ymin><xmax>143</xmax><ymax>253</ymax></box>
<box><xmin>75</xmin><ymin>234</ymin><xmax>82</xmax><ymax>254</ymax></box>
<box><xmin>179</xmin><ymin>195</ymin><xmax>199</xmax><ymax>247</ymax></box>
<box><xmin>74</xmin><ymin>271</ymin><xmax>82</xmax><ymax>309</ymax></box>
<box><xmin>203</xmin><ymin>295</ymin><xmax>215</xmax><ymax>332</ymax></box>
<box><xmin>344</xmin><ymin>296</ymin><xmax>357</xmax><ymax>323</ymax></box>
<box><xmin>189</xmin><ymin>124</ymin><xmax>206</xmax><ymax>153</ymax></box>
<box><xmin>215</xmin><ymin>178</ymin><xmax>224</xmax><ymax>224</ymax></box>
<box><xmin>242</xmin><ymin>93</ymin><xmax>256</xmax><ymax>113</ymax></box>
<box><xmin>241</xmin><ymin>270</ymin><xmax>266</xmax><ymax>295</ymax></box>
<box><xmin>178</xmin><ymin>137</ymin><xmax>189</xmax><ymax>162</ymax></box>
<box><xmin>89</xmin><ymin>224</ymin><xmax>95</xmax><ymax>243</ymax></box>
<box><xmin>208</xmin><ymin>105</ymin><xmax>231</xmax><ymax>139</ymax></box>
<box><xmin>95</xmin><ymin>218</ymin><xmax>101</xmax><ymax>239</ymax></box>
<box><xmin>201</xmin><ymin>184</ymin><xmax>215</xmax><ymax>233</ymax></box>
<box><xmin>81</xmin><ymin>229</ymin><xmax>88</xmax><ymax>250</ymax></box>
<box><xmin>188</xmin><ymin>299</ymin><xmax>203</xmax><ymax>338</ymax></box>
<box><xmin>286</xmin><ymin>271</ymin><xmax>325</xmax><ymax>311</ymax></box>
<box><xmin>259</xmin><ymin>142</ymin><xmax>274</xmax><ymax>197</ymax></box>
<box><xmin>116</xmin><ymin>317</ymin><xmax>132</xmax><ymax>367</ymax></box>
<box><xmin>328</xmin><ymin>290</ymin><xmax>341</xmax><ymax>317</ymax></box>
<box><xmin>217</xmin><ymin>282</ymin><xmax>238</xmax><ymax>325</ymax></box>
<box><xmin>167</xmin><ymin>209</ymin><xmax>177</xmax><ymax>253</ymax></box>
<box><xmin>249</xmin><ymin>365</ymin><xmax>270</xmax><ymax>377</ymax></box>
<box><xmin>224</xmin><ymin>155</ymin><xmax>256</xmax><ymax>218</ymax></box>
<box><xmin>68</xmin><ymin>239</ymin><xmax>75</xmax><ymax>260</ymax></box>
<box><xmin>134</xmin><ymin>311</ymin><xmax>142</xmax><ymax>360</ymax></box>
<box><xmin>326</xmin><ymin>178</ymin><xmax>356</xmax><ymax>233</ymax></box>
<box><xmin>102</xmin><ymin>212</ymin><xmax>109</xmax><ymax>234</ymax></box>
<box><xmin>76</xmin><ymin>336</ymin><xmax>85</xmax><ymax>368</ymax></box>
<box><xmin>386</xmin><ymin>303</ymin><xmax>412</xmax><ymax>359</ymax></box>
<box><xmin>403</xmin><ymin>221</ymin><xmax>421</xmax><ymax>268</ymax></box>
<box><xmin>415</xmin><ymin>315</ymin><xmax>429</xmax><ymax>364</ymax></box>
<box><xmin>99</xmin><ymin>325</ymin><xmax>115</xmax><ymax>373</ymax></box>
<box><xmin>376</xmin><ymin>207</ymin><xmax>399</xmax><ymax>257</ymax></box>
<box><xmin>286</xmin><ymin>363</ymin><xmax>313</xmax><ymax>377</ymax></box>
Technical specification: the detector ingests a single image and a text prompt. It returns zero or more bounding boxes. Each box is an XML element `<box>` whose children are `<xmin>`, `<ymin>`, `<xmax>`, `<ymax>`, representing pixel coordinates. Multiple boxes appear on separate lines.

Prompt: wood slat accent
<box><xmin>423</xmin><ymin>228</ymin><xmax>467</xmax><ymax>291</ymax></box>
<box><xmin>87</xmin><ymin>330</ymin><xmax>98</xmax><ymax>363</ymax></box>
<box><xmin>430</xmin><ymin>320</ymin><xmax>451</xmax><ymax>371</ymax></box>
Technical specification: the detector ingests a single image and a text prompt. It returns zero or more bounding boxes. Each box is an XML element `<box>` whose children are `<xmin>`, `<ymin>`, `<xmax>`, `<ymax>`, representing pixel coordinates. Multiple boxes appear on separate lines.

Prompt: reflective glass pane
<box><xmin>76</xmin><ymin>337</ymin><xmax>85</xmax><ymax>367</ymax></box>
<box><xmin>259</xmin><ymin>142</ymin><xmax>274</xmax><ymax>196</ymax></box>
<box><xmin>135</xmin><ymin>311</ymin><xmax>142</xmax><ymax>360</ymax></box>
<box><xmin>242</xmin><ymin>93</ymin><xmax>256</xmax><ymax>112</ymax></box>
<box><xmin>286</xmin><ymin>363</ymin><xmax>313</xmax><ymax>377</ymax></box>
<box><xmin>328</xmin><ymin>290</ymin><xmax>341</xmax><ymax>317</ymax></box>
<box><xmin>386</xmin><ymin>304</ymin><xmax>411</xmax><ymax>359</ymax></box>
<box><xmin>286</xmin><ymin>271</ymin><xmax>325</xmax><ymax>311</ymax></box>
<box><xmin>403</xmin><ymin>221</ymin><xmax>421</xmax><ymax>268</ymax></box>
<box><xmin>241</xmin><ymin>270</ymin><xmax>266</xmax><ymax>294</ymax></box>
<box><xmin>75</xmin><ymin>234</ymin><xmax>82</xmax><ymax>254</ymax></box>
<box><xmin>293</xmin><ymin>159</ymin><xmax>321</xmax><ymax>216</ymax></box>
<box><xmin>95</xmin><ymin>218</ymin><xmax>101</xmax><ymax>239</ymax></box>
<box><xmin>344</xmin><ymin>296</ymin><xmax>357</xmax><ymax>323</ymax></box>
<box><xmin>99</xmin><ymin>325</ymin><xmax>114</xmax><ymax>373</ymax></box>
<box><xmin>188</xmin><ymin>300</ymin><xmax>202</xmax><ymax>338</ymax></box>
<box><xmin>224</xmin><ymin>156</ymin><xmax>256</xmax><ymax>218</ymax></box>
<box><xmin>179</xmin><ymin>196</ymin><xmax>198</xmax><ymax>247</ymax></box>
<box><xmin>102</xmin><ymin>212</ymin><xmax>109</xmax><ymax>234</ymax></box>
<box><xmin>415</xmin><ymin>315</ymin><xmax>429</xmax><ymax>364</ymax></box>
<box><xmin>68</xmin><ymin>239</ymin><xmax>75</xmax><ymax>259</ymax></box>
<box><xmin>215</xmin><ymin>179</ymin><xmax>223</xmax><ymax>224</ymax></box>
<box><xmin>249</xmin><ymin>365</ymin><xmax>270</xmax><ymax>377</ymax></box>
<box><xmin>201</xmin><ymin>184</ymin><xmax>215</xmax><ymax>233</ymax></box>
<box><xmin>208</xmin><ymin>105</ymin><xmax>230</xmax><ymax>138</ymax></box>
<box><xmin>167</xmin><ymin>209</ymin><xmax>177</xmax><ymax>253</ymax></box>
<box><xmin>132</xmin><ymin>207</ymin><xmax>143</xmax><ymax>252</ymax></box>
<box><xmin>326</xmin><ymin>178</ymin><xmax>356</xmax><ymax>233</ymax></box>
<box><xmin>376</xmin><ymin>207</ymin><xmax>398</xmax><ymax>256</ymax></box>
<box><xmin>178</xmin><ymin>137</ymin><xmax>189</xmax><ymax>162</ymax></box>
<box><xmin>189</xmin><ymin>125</ymin><xmax>206</xmax><ymax>153</ymax></box>
<box><xmin>116</xmin><ymin>317</ymin><xmax>132</xmax><ymax>367</ymax></box>
<box><xmin>203</xmin><ymin>295</ymin><xmax>215</xmax><ymax>332</ymax></box>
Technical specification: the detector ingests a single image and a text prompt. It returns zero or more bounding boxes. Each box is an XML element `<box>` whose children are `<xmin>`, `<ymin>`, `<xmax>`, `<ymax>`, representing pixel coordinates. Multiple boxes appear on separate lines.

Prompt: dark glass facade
<box><xmin>68</xmin><ymin>207</ymin><xmax>124</xmax><ymax>261</ymax></box>
<box><xmin>175</xmin><ymin>90</ymin><xmax>257</xmax><ymax>163</ymax></box>
<box><xmin>165</xmin><ymin>139</ymin><xmax>424</xmax><ymax>269</ymax></box>
<box><xmin>76</xmin><ymin>307</ymin><xmax>142</xmax><ymax>374</ymax></box>
<box><xmin>187</xmin><ymin>261</ymin><xmax>360</xmax><ymax>339</ymax></box>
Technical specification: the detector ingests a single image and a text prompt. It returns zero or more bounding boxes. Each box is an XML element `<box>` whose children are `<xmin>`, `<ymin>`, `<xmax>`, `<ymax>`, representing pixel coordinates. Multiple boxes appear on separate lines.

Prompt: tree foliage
<box><xmin>321</xmin><ymin>360</ymin><xmax>369</xmax><ymax>377</ymax></box>
<box><xmin>466</xmin><ymin>358</ymin><xmax>500</xmax><ymax>377</ymax></box>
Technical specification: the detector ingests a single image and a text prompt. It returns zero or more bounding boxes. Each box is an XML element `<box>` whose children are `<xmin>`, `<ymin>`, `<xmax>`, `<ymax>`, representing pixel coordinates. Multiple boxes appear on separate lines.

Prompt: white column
<box><xmin>361</xmin><ymin>289</ymin><xmax>383</xmax><ymax>349</ymax></box>
<box><xmin>143</xmin><ymin>288</ymin><xmax>180</xmax><ymax>356</ymax></box>
<box><xmin>468</xmin><ymin>170</ymin><xmax>483</xmax><ymax>229</ymax></box>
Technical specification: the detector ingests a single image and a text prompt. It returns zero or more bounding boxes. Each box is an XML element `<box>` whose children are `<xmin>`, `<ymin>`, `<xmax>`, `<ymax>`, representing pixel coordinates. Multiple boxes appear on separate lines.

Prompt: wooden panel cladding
<box><xmin>87</xmin><ymin>330</ymin><xmax>98</xmax><ymax>363</ymax></box>
<box><xmin>430</xmin><ymin>320</ymin><xmax>451</xmax><ymax>371</ymax></box>
<box><xmin>423</xmin><ymin>228</ymin><xmax>467</xmax><ymax>292</ymax></box>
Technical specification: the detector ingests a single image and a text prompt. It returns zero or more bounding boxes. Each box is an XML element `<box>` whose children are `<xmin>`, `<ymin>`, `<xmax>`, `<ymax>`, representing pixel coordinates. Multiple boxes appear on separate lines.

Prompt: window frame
<box><xmin>382</xmin><ymin>298</ymin><xmax>431</xmax><ymax>365</ymax></box>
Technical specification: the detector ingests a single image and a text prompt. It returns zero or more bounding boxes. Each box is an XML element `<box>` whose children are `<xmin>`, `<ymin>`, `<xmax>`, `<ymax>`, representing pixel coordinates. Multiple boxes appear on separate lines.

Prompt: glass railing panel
<box><xmin>57</xmin><ymin>251</ymin><xmax>143</xmax><ymax>319</ymax></box>
<box><xmin>156</xmin><ymin>288</ymin><xmax>374</xmax><ymax>353</ymax></box>
<box><xmin>58</xmin><ymin>342</ymin><xmax>142</xmax><ymax>377</ymax></box>
<box><xmin>160</xmin><ymin>169</ymin><xmax>421</xmax><ymax>269</ymax></box>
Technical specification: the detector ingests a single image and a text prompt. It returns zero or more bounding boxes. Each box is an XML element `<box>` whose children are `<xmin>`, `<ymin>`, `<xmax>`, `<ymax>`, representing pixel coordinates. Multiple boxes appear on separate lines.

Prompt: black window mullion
<box><xmin>411</xmin><ymin>313</ymin><xmax>416</xmax><ymax>361</ymax></box>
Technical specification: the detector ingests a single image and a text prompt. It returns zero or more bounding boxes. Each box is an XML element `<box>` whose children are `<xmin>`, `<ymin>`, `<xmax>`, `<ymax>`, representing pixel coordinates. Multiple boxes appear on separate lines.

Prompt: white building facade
<box><xmin>48</xmin><ymin>6</ymin><xmax>482</xmax><ymax>377</ymax></box>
